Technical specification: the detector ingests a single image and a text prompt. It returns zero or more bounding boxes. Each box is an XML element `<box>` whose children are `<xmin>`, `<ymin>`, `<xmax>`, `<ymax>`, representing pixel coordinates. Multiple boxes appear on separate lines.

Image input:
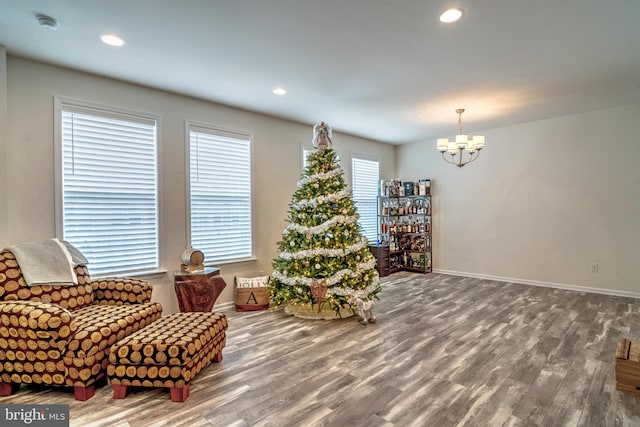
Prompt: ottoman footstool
<box><xmin>107</xmin><ymin>311</ymin><xmax>227</xmax><ymax>402</ymax></box>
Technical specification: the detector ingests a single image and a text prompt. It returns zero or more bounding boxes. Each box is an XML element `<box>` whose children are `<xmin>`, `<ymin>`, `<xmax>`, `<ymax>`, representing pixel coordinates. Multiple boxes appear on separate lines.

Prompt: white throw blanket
<box><xmin>5</xmin><ymin>239</ymin><xmax>87</xmax><ymax>286</ymax></box>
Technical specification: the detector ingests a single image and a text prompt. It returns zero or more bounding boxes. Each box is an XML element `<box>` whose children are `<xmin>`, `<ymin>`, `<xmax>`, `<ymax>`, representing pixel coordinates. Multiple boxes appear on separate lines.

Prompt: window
<box><xmin>352</xmin><ymin>154</ymin><xmax>380</xmax><ymax>243</ymax></box>
<box><xmin>56</xmin><ymin>100</ymin><xmax>159</xmax><ymax>276</ymax></box>
<box><xmin>302</xmin><ymin>145</ymin><xmax>313</xmax><ymax>170</ymax></box>
<box><xmin>188</xmin><ymin>124</ymin><xmax>253</xmax><ymax>263</ymax></box>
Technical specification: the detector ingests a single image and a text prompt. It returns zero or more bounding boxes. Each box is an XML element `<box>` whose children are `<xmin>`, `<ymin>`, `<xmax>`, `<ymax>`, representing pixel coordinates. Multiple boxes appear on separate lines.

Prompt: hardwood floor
<box><xmin>2</xmin><ymin>272</ymin><xmax>640</xmax><ymax>426</ymax></box>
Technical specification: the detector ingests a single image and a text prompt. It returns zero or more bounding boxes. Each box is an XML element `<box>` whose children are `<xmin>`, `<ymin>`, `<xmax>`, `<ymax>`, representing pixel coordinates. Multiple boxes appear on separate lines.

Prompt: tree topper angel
<box><xmin>312</xmin><ymin>121</ymin><xmax>332</xmax><ymax>149</ymax></box>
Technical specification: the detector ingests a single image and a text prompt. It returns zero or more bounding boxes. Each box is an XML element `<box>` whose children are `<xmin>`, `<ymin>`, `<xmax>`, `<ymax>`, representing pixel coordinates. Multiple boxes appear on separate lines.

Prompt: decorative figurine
<box><xmin>312</xmin><ymin>121</ymin><xmax>332</xmax><ymax>149</ymax></box>
<box><xmin>310</xmin><ymin>278</ymin><xmax>328</xmax><ymax>313</ymax></box>
<box><xmin>349</xmin><ymin>296</ymin><xmax>377</xmax><ymax>325</ymax></box>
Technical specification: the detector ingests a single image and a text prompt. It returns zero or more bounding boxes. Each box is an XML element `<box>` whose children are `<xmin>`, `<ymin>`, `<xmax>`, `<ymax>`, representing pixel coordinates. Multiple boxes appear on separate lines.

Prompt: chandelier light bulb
<box><xmin>473</xmin><ymin>135</ymin><xmax>486</xmax><ymax>149</ymax></box>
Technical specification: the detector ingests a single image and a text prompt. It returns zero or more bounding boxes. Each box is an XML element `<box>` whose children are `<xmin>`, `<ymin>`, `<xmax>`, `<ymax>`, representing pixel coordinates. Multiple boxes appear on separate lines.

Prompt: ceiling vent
<box><xmin>36</xmin><ymin>14</ymin><xmax>59</xmax><ymax>30</ymax></box>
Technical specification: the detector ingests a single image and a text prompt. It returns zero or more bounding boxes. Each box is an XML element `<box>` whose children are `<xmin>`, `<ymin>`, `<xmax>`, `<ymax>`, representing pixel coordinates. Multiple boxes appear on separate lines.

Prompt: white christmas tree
<box><xmin>269</xmin><ymin>122</ymin><xmax>381</xmax><ymax>318</ymax></box>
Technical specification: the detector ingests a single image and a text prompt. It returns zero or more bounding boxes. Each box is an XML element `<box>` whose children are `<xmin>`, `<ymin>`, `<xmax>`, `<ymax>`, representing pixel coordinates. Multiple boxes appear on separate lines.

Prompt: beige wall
<box><xmin>4</xmin><ymin>56</ymin><xmax>396</xmax><ymax>313</ymax></box>
<box><xmin>6</xmin><ymin>54</ymin><xmax>637</xmax><ymax>307</ymax></box>
<box><xmin>397</xmin><ymin>103</ymin><xmax>640</xmax><ymax>297</ymax></box>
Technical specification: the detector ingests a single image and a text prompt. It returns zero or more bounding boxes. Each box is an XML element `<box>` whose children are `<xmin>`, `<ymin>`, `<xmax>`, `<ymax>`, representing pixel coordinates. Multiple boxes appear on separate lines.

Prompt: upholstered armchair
<box><xmin>0</xmin><ymin>247</ymin><xmax>163</xmax><ymax>400</ymax></box>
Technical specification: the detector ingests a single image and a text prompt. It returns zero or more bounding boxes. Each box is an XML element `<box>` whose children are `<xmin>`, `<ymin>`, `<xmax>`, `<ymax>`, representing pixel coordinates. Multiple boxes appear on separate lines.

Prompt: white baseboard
<box><xmin>215</xmin><ymin>301</ymin><xmax>235</xmax><ymax>311</ymax></box>
<box><xmin>433</xmin><ymin>268</ymin><xmax>640</xmax><ymax>300</ymax></box>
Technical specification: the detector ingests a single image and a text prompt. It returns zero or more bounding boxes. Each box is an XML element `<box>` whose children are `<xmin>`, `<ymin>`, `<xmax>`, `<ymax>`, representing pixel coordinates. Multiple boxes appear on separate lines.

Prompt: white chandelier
<box><xmin>437</xmin><ymin>108</ymin><xmax>485</xmax><ymax>168</ymax></box>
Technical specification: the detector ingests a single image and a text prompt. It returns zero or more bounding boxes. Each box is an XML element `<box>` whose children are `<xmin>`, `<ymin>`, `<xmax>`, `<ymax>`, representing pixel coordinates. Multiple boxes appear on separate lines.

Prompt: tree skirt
<box><xmin>284</xmin><ymin>303</ymin><xmax>355</xmax><ymax>320</ymax></box>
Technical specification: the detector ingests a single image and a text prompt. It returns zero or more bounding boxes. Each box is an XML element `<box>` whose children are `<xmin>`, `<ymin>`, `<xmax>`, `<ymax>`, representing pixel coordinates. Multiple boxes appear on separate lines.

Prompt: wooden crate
<box><xmin>615</xmin><ymin>338</ymin><xmax>640</xmax><ymax>395</ymax></box>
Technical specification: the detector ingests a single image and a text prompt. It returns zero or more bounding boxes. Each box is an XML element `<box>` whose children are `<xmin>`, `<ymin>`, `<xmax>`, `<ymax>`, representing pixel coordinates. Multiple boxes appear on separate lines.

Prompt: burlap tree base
<box><xmin>284</xmin><ymin>303</ymin><xmax>355</xmax><ymax>320</ymax></box>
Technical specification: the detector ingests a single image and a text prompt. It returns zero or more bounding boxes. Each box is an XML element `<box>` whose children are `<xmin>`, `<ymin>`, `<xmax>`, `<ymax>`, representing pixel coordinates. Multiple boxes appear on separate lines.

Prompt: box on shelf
<box><xmin>403</xmin><ymin>181</ymin><xmax>414</xmax><ymax>197</ymax></box>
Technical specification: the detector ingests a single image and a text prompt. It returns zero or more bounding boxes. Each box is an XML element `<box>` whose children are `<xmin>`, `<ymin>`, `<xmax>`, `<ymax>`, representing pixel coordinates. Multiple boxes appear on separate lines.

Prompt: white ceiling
<box><xmin>0</xmin><ymin>0</ymin><xmax>638</xmax><ymax>144</ymax></box>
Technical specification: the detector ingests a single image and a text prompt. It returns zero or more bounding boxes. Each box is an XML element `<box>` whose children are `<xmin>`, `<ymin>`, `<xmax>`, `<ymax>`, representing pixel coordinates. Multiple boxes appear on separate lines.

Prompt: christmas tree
<box><xmin>269</xmin><ymin>121</ymin><xmax>381</xmax><ymax>318</ymax></box>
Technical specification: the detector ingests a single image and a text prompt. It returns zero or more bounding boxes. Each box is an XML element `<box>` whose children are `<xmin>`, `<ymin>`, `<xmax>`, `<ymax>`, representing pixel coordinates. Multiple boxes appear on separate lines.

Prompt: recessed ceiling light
<box><xmin>100</xmin><ymin>33</ymin><xmax>125</xmax><ymax>47</ymax></box>
<box><xmin>273</xmin><ymin>87</ymin><xmax>287</xmax><ymax>96</ymax></box>
<box><xmin>440</xmin><ymin>8</ymin><xmax>464</xmax><ymax>23</ymax></box>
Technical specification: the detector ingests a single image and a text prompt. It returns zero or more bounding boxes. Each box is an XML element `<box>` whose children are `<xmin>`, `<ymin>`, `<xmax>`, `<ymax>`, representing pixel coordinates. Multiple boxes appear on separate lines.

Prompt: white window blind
<box><xmin>60</xmin><ymin>104</ymin><xmax>159</xmax><ymax>276</ymax></box>
<box><xmin>189</xmin><ymin>125</ymin><xmax>253</xmax><ymax>263</ymax></box>
<box><xmin>352</xmin><ymin>155</ymin><xmax>380</xmax><ymax>243</ymax></box>
<box><xmin>302</xmin><ymin>145</ymin><xmax>313</xmax><ymax>170</ymax></box>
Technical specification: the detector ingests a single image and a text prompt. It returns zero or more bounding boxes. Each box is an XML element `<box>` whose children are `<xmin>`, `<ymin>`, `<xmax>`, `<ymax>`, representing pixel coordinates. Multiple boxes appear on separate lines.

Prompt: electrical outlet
<box><xmin>590</xmin><ymin>263</ymin><xmax>599</xmax><ymax>273</ymax></box>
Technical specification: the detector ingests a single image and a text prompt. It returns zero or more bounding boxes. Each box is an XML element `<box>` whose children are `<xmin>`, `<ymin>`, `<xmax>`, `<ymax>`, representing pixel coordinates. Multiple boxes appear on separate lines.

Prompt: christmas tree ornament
<box><xmin>310</xmin><ymin>279</ymin><xmax>328</xmax><ymax>313</ymax></box>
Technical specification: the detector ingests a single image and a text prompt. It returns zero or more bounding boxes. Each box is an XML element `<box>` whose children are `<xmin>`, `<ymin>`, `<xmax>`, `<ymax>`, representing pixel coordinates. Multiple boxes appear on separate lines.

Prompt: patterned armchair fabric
<box><xmin>0</xmin><ymin>249</ymin><xmax>162</xmax><ymax>400</ymax></box>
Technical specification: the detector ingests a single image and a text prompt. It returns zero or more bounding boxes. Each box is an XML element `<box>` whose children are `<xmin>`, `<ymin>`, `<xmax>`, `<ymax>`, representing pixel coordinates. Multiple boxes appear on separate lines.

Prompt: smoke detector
<box><xmin>36</xmin><ymin>14</ymin><xmax>59</xmax><ymax>30</ymax></box>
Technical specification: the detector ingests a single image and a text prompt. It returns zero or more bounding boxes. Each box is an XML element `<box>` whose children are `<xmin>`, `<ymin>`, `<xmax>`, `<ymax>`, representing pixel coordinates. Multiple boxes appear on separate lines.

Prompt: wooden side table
<box><xmin>174</xmin><ymin>267</ymin><xmax>227</xmax><ymax>312</ymax></box>
<box><xmin>368</xmin><ymin>244</ymin><xmax>390</xmax><ymax>277</ymax></box>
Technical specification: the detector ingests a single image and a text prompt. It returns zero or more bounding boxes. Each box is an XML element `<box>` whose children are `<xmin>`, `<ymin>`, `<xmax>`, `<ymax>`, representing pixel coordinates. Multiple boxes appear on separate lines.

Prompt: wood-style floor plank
<box><xmin>1</xmin><ymin>272</ymin><xmax>639</xmax><ymax>426</ymax></box>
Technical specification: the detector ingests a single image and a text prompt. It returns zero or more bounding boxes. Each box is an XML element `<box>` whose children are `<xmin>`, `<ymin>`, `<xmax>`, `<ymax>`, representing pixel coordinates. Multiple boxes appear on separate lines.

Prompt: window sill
<box><xmin>93</xmin><ymin>269</ymin><xmax>168</xmax><ymax>281</ymax></box>
<box><xmin>205</xmin><ymin>257</ymin><xmax>258</xmax><ymax>267</ymax></box>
